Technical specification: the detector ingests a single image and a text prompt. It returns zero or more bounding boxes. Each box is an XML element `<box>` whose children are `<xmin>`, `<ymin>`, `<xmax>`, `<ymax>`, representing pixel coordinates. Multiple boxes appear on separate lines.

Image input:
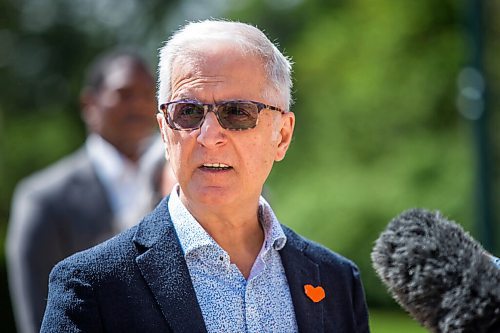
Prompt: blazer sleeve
<box><xmin>6</xmin><ymin>184</ymin><xmax>66</xmax><ymax>333</ymax></box>
<box><xmin>351</xmin><ymin>264</ymin><xmax>371</xmax><ymax>333</ymax></box>
<box><xmin>40</xmin><ymin>260</ymin><xmax>103</xmax><ymax>333</ymax></box>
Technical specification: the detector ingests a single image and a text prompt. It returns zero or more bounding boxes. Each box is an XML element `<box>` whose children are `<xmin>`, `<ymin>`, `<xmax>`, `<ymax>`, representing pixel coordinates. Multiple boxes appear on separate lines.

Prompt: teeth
<box><xmin>203</xmin><ymin>163</ymin><xmax>230</xmax><ymax>168</ymax></box>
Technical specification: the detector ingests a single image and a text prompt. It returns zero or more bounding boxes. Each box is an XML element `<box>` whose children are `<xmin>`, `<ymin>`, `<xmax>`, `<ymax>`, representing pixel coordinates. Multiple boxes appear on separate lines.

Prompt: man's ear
<box><xmin>80</xmin><ymin>88</ymin><xmax>96</xmax><ymax>129</ymax></box>
<box><xmin>156</xmin><ymin>113</ymin><xmax>168</xmax><ymax>144</ymax></box>
<box><xmin>274</xmin><ymin>112</ymin><xmax>295</xmax><ymax>162</ymax></box>
<box><xmin>156</xmin><ymin>113</ymin><xmax>171</xmax><ymax>160</ymax></box>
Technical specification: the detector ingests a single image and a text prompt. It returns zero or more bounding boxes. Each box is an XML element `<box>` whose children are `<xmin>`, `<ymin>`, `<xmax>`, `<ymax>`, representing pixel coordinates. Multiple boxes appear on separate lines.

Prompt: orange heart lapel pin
<box><xmin>304</xmin><ymin>284</ymin><xmax>325</xmax><ymax>303</ymax></box>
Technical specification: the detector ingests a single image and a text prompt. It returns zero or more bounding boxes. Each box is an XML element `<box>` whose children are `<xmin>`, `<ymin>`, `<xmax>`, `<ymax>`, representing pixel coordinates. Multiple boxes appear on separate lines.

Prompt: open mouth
<box><xmin>200</xmin><ymin>163</ymin><xmax>232</xmax><ymax>171</ymax></box>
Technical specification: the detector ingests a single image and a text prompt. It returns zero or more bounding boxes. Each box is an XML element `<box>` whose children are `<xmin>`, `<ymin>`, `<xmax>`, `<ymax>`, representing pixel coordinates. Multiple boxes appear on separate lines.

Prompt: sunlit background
<box><xmin>1</xmin><ymin>0</ymin><xmax>499</xmax><ymax>332</ymax></box>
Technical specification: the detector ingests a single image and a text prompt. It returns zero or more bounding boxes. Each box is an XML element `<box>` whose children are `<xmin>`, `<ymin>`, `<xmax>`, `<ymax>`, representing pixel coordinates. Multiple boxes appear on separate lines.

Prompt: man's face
<box><xmin>84</xmin><ymin>58</ymin><xmax>156</xmax><ymax>161</ymax></box>
<box><xmin>157</xmin><ymin>43</ymin><xmax>294</xmax><ymax>209</ymax></box>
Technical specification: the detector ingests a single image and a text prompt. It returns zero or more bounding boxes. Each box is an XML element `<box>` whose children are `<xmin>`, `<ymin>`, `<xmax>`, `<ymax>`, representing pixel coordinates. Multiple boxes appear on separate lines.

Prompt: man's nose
<box><xmin>196</xmin><ymin>111</ymin><xmax>226</xmax><ymax>148</ymax></box>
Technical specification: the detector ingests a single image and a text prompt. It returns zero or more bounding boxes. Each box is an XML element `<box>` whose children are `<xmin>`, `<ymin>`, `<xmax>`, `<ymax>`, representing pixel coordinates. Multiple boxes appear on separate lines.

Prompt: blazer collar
<box><xmin>132</xmin><ymin>198</ymin><xmax>324</xmax><ymax>333</ymax></box>
<box><xmin>281</xmin><ymin>226</ymin><xmax>324</xmax><ymax>333</ymax></box>
<box><xmin>133</xmin><ymin>196</ymin><xmax>207</xmax><ymax>333</ymax></box>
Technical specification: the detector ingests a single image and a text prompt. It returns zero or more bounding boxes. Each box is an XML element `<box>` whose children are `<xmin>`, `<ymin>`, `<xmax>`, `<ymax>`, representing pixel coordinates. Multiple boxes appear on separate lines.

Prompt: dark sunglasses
<box><xmin>159</xmin><ymin>99</ymin><xmax>285</xmax><ymax>131</ymax></box>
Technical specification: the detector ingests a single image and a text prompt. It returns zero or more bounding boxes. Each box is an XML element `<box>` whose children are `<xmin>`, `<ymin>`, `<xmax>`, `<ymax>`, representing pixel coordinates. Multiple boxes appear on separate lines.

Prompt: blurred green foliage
<box><xmin>229</xmin><ymin>0</ymin><xmax>485</xmax><ymax>306</ymax></box>
<box><xmin>485</xmin><ymin>1</ymin><xmax>500</xmax><ymax>250</ymax></box>
<box><xmin>0</xmin><ymin>0</ymin><xmax>498</xmax><ymax>331</ymax></box>
<box><xmin>370</xmin><ymin>309</ymin><xmax>426</xmax><ymax>333</ymax></box>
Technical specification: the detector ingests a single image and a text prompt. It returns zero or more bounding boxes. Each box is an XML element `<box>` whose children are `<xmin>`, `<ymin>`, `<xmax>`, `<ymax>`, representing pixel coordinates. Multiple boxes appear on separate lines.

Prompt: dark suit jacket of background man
<box><xmin>7</xmin><ymin>147</ymin><xmax>117</xmax><ymax>332</ymax></box>
<box><xmin>40</xmin><ymin>196</ymin><xmax>370</xmax><ymax>333</ymax></box>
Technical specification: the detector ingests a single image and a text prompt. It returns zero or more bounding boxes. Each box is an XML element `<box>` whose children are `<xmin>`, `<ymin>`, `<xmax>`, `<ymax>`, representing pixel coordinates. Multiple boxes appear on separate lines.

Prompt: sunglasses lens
<box><xmin>170</xmin><ymin>103</ymin><xmax>205</xmax><ymax>129</ymax></box>
<box><xmin>218</xmin><ymin>102</ymin><xmax>259</xmax><ymax>130</ymax></box>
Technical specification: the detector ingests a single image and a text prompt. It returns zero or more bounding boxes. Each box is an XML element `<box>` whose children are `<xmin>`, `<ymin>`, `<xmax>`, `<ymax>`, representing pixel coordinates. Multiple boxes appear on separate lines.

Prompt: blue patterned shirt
<box><xmin>168</xmin><ymin>186</ymin><xmax>298</xmax><ymax>333</ymax></box>
<box><xmin>492</xmin><ymin>255</ymin><xmax>500</xmax><ymax>269</ymax></box>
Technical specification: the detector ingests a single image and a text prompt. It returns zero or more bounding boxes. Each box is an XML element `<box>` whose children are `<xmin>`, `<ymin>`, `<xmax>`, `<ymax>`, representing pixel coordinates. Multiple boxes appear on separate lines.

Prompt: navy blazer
<box><xmin>41</xmin><ymin>197</ymin><xmax>370</xmax><ymax>332</ymax></box>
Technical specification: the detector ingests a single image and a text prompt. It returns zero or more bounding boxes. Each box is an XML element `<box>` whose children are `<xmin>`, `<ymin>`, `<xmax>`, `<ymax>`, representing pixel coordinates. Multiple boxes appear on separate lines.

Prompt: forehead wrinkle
<box><xmin>171</xmin><ymin>75</ymin><xmax>226</xmax><ymax>100</ymax></box>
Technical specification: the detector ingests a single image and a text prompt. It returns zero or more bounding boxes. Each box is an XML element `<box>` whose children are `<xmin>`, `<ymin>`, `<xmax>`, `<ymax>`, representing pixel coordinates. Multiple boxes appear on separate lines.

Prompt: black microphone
<box><xmin>371</xmin><ymin>208</ymin><xmax>500</xmax><ymax>333</ymax></box>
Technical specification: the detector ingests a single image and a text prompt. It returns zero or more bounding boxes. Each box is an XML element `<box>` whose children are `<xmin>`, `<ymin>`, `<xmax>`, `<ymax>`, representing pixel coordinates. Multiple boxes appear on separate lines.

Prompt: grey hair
<box><xmin>157</xmin><ymin>20</ymin><xmax>293</xmax><ymax>110</ymax></box>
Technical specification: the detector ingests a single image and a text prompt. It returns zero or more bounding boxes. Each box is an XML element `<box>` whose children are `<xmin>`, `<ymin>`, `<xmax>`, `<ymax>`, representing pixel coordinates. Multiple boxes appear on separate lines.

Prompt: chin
<box><xmin>198</xmin><ymin>188</ymin><xmax>235</xmax><ymax>205</ymax></box>
<box><xmin>184</xmin><ymin>184</ymin><xmax>238</xmax><ymax>206</ymax></box>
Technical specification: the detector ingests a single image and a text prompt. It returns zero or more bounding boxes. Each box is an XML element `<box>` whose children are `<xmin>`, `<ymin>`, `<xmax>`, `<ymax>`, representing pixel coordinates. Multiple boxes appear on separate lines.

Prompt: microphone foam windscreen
<box><xmin>371</xmin><ymin>208</ymin><xmax>500</xmax><ymax>333</ymax></box>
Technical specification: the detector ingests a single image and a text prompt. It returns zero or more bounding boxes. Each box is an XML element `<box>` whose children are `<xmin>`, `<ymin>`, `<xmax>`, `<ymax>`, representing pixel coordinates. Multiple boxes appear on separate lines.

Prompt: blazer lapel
<box><xmin>280</xmin><ymin>227</ymin><xmax>324</xmax><ymax>333</ymax></box>
<box><xmin>134</xmin><ymin>199</ymin><xmax>207</xmax><ymax>333</ymax></box>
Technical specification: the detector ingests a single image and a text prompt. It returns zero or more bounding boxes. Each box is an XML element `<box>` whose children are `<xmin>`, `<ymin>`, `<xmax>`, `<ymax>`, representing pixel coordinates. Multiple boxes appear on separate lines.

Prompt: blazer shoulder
<box><xmin>14</xmin><ymin>147</ymin><xmax>93</xmax><ymax>199</ymax></box>
<box><xmin>50</xmin><ymin>224</ymin><xmax>139</xmax><ymax>281</ymax></box>
<box><xmin>48</xmin><ymin>199</ymin><xmax>171</xmax><ymax>283</ymax></box>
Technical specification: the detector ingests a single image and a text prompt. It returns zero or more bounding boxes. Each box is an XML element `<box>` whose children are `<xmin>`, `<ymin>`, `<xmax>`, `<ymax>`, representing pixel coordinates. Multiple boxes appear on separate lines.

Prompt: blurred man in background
<box><xmin>6</xmin><ymin>48</ymin><xmax>175</xmax><ymax>333</ymax></box>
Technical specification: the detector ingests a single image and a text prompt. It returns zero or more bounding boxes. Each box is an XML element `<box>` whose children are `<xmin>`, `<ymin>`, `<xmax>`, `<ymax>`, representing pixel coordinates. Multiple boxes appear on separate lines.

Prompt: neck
<box><xmin>122</xmin><ymin>151</ymin><xmax>140</xmax><ymax>164</ymax></box>
<box><xmin>181</xmin><ymin>193</ymin><xmax>264</xmax><ymax>279</ymax></box>
<box><xmin>108</xmin><ymin>135</ymin><xmax>150</xmax><ymax>164</ymax></box>
<box><xmin>116</xmin><ymin>144</ymin><xmax>141</xmax><ymax>163</ymax></box>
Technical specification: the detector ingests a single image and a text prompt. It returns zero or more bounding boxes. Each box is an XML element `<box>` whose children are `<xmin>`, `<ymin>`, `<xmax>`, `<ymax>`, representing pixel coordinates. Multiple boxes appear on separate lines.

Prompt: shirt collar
<box><xmin>258</xmin><ymin>196</ymin><xmax>287</xmax><ymax>252</ymax></box>
<box><xmin>168</xmin><ymin>184</ymin><xmax>287</xmax><ymax>257</ymax></box>
<box><xmin>86</xmin><ymin>133</ymin><xmax>164</xmax><ymax>183</ymax></box>
<box><xmin>86</xmin><ymin>134</ymin><xmax>130</xmax><ymax>184</ymax></box>
<box><xmin>168</xmin><ymin>185</ymin><xmax>215</xmax><ymax>256</ymax></box>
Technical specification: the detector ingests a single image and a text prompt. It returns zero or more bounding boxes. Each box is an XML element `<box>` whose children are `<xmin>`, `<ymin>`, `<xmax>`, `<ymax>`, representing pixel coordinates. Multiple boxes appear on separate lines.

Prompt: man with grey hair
<box><xmin>41</xmin><ymin>20</ymin><xmax>370</xmax><ymax>332</ymax></box>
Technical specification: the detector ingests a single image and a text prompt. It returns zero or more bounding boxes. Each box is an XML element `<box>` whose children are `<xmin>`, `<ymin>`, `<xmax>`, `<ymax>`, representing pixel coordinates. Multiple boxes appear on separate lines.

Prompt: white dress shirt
<box><xmin>86</xmin><ymin>134</ymin><xmax>164</xmax><ymax>232</ymax></box>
